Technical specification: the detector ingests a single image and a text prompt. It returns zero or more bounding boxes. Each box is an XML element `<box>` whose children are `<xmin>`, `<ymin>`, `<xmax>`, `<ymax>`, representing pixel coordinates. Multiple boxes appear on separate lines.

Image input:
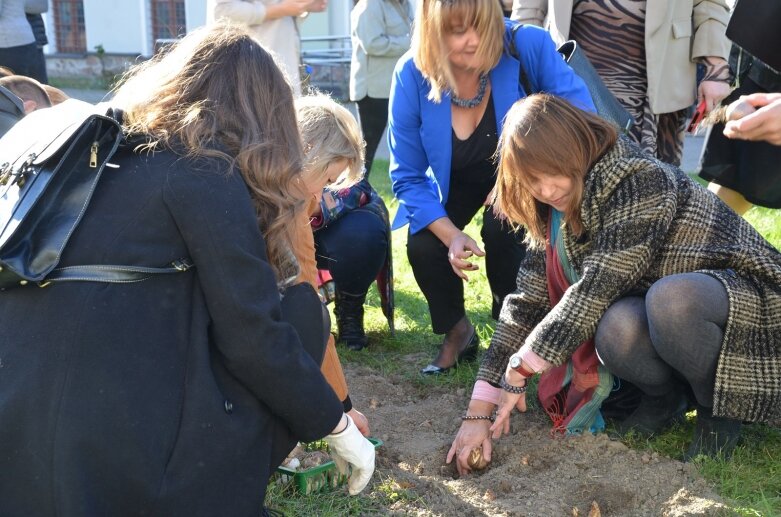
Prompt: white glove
<box><xmin>323</xmin><ymin>414</ymin><xmax>375</xmax><ymax>495</ymax></box>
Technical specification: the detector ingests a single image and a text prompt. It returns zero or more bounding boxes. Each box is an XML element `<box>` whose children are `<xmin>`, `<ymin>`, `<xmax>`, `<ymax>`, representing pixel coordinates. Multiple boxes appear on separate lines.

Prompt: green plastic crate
<box><xmin>276</xmin><ymin>437</ymin><xmax>383</xmax><ymax>494</ymax></box>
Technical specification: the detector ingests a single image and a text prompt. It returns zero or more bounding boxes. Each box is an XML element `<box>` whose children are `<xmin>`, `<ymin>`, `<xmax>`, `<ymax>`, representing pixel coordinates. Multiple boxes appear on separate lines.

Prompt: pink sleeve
<box><xmin>471</xmin><ymin>380</ymin><xmax>501</xmax><ymax>405</ymax></box>
<box><xmin>518</xmin><ymin>343</ymin><xmax>552</xmax><ymax>372</ymax></box>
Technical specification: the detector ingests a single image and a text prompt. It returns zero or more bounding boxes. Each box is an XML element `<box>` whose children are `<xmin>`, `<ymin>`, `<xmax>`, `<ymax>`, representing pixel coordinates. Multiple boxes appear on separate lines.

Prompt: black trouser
<box><xmin>594</xmin><ymin>273</ymin><xmax>728</xmax><ymax>408</ymax></box>
<box><xmin>0</xmin><ymin>42</ymin><xmax>47</xmax><ymax>83</ymax></box>
<box><xmin>356</xmin><ymin>96</ymin><xmax>388</xmax><ymax>180</ymax></box>
<box><xmin>407</xmin><ymin>182</ymin><xmax>526</xmax><ymax>334</ymax></box>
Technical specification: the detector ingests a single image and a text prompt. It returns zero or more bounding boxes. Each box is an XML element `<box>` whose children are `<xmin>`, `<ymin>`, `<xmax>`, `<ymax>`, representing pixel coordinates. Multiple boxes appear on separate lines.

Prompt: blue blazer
<box><xmin>388</xmin><ymin>22</ymin><xmax>595</xmax><ymax>233</ymax></box>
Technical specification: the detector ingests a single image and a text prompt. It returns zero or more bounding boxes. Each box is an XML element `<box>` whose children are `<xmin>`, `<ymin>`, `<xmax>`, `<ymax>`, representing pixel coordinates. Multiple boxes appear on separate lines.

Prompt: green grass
<box><xmin>268</xmin><ymin>158</ymin><xmax>781</xmax><ymax>516</ymax></box>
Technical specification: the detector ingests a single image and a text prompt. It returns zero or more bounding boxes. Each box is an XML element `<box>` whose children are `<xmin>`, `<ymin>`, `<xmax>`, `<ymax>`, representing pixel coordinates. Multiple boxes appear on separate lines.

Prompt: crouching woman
<box><xmin>0</xmin><ymin>25</ymin><xmax>374</xmax><ymax>516</ymax></box>
<box><xmin>448</xmin><ymin>94</ymin><xmax>781</xmax><ymax>474</ymax></box>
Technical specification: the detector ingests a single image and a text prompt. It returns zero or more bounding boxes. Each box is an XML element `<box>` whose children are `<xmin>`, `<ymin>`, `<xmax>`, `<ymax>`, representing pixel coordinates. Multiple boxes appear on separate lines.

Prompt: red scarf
<box><xmin>537</xmin><ymin>215</ymin><xmax>603</xmax><ymax>434</ymax></box>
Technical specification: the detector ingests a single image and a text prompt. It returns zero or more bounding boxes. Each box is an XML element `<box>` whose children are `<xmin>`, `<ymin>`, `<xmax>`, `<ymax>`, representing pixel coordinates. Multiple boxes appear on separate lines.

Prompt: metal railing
<box><xmin>300</xmin><ymin>35</ymin><xmax>351</xmax><ymax>101</ymax></box>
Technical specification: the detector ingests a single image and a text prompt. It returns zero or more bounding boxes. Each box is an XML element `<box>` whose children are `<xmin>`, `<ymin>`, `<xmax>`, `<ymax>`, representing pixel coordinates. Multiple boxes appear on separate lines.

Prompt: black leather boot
<box><xmin>616</xmin><ymin>386</ymin><xmax>688</xmax><ymax>436</ymax></box>
<box><xmin>684</xmin><ymin>405</ymin><xmax>742</xmax><ymax>461</ymax></box>
<box><xmin>334</xmin><ymin>290</ymin><xmax>368</xmax><ymax>351</ymax></box>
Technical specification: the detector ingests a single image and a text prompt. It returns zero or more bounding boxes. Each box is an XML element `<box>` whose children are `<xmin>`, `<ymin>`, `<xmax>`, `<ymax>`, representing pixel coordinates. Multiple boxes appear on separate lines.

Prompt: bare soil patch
<box><xmin>345</xmin><ymin>360</ymin><xmax>731</xmax><ymax>516</ymax></box>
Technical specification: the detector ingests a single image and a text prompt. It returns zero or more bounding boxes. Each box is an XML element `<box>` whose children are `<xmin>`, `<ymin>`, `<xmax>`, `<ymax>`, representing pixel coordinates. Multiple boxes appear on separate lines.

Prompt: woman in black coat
<box><xmin>0</xmin><ymin>25</ymin><xmax>374</xmax><ymax>516</ymax></box>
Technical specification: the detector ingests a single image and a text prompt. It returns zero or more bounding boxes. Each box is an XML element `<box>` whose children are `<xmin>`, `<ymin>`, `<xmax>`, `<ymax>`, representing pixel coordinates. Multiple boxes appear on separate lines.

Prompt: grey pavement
<box><xmin>62</xmin><ymin>88</ymin><xmax>112</xmax><ymax>104</ymax></box>
<box><xmin>681</xmin><ymin>133</ymin><xmax>705</xmax><ymax>174</ymax></box>
<box><xmin>60</xmin><ymin>89</ymin><xmax>706</xmax><ymax>173</ymax></box>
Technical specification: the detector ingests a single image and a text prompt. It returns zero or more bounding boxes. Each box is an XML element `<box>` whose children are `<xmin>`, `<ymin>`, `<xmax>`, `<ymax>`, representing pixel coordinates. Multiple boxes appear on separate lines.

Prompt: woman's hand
<box><xmin>323</xmin><ymin>414</ymin><xmax>376</xmax><ymax>495</ymax></box>
<box><xmin>348</xmin><ymin>408</ymin><xmax>371</xmax><ymax>437</ymax></box>
<box><xmin>267</xmin><ymin>0</ymin><xmax>313</xmax><ymax>18</ymax></box>
<box><xmin>306</xmin><ymin>0</ymin><xmax>328</xmax><ymax>12</ymax></box>
<box><xmin>723</xmin><ymin>93</ymin><xmax>781</xmax><ymax>145</ymax></box>
<box><xmin>698</xmin><ymin>57</ymin><xmax>731</xmax><ymax>113</ymax></box>
<box><xmin>490</xmin><ymin>370</ymin><xmax>528</xmax><ymax>438</ymax></box>
<box><xmin>427</xmin><ymin>218</ymin><xmax>485</xmax><ymax>281</ymax></box>
<box><xmin>447</xmin><ymin>231</ymin><xmax>485</xmax><ymax>281</ymax></box>
<box><xmin>446</xmin><ymin>400</ymin><xmax>495</xmax><ymax>476</ymax></box>
<box><xmin>698</xmin><ymin>80</ymin><xmax>732</xmax><ymax>113</ymax></box>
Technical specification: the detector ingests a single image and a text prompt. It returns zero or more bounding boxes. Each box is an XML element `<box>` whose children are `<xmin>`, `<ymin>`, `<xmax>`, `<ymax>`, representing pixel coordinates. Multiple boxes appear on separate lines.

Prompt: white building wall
<box><xmin>46</xmin><ymin>0</ymin><xmax>355</xmax><ymax>57</ymax></box>
<box><xmin>83</xmin><ymin>0</ymin><xmax>146</xmax><ymax>54</ymax></box>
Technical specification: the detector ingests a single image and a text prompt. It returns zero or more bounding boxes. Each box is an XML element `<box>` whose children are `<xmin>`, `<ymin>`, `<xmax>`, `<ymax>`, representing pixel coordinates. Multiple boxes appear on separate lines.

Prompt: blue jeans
<box><xmin>314</xmin><ymin>208</ymin><xmax>388</xmax><ymax>296</ymax></box>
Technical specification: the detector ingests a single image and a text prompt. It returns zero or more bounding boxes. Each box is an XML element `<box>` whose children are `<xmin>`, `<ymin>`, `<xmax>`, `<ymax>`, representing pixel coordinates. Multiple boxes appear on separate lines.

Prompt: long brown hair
<box><xmin>413</xmin><ymin>0</ymin><xmax>505</xmax><ymax>102</ymax></box>
<box><xmin>495</xmin><ymin>94</ymin><xmax>618</xmax><ymax>248</ymax></box>
<box><xmin>111</xmin><ymin>24</ymin><xmax>305</xmax><ymax>285</ymax></box>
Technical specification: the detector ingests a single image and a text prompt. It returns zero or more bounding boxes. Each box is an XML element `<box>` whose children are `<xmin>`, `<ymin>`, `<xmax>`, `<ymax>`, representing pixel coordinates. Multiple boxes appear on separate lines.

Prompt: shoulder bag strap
<box><xmin>38</xmin><ymin>258</ymin><xmax>194</xmax><ymax>287</ymax></box>
<box><xmin>508</xmin><ymin>23</ymin><xmax>535</xmax><ymax>96</ymax></box>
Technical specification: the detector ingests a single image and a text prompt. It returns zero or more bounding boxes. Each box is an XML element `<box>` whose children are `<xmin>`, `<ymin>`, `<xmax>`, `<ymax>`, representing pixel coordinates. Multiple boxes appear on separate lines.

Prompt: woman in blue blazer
<box><xmin>388</xmin><ymin>0</ymin><xmax>593</xmax><ymax>374</ymax></box>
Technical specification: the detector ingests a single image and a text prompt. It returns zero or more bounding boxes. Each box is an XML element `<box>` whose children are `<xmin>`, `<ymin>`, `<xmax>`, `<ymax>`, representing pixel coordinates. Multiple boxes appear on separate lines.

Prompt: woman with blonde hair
<box><xmin>388</xmin><ymin>0</ymin><xmax>593</xmax><ymax>374</ymax></box>
<box><xmin>0</xmin><ymin>24</ymin><xmax>374</xmax><ymax>516</ymax></box>
<box><xmin>448</xmin><ymin>94</ymin><xmax>781</xmax><ymax>474</ymax></box>
<box><xmin>296</xmin><ymin>93</ymin><xmax>392</xmax><ymax>353</ymax></box>
<box><xmin>283</xmin><ymin>93</ymin><xmax>382</xmax><ymax>436</ymax></box>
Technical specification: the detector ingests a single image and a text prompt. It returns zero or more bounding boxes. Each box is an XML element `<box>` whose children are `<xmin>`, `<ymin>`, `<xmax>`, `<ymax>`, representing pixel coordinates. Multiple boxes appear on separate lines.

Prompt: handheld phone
<box><xmin>687</xmin><ymin>100</ymin><xmax>707</xmax><ymax>133</ymax></box>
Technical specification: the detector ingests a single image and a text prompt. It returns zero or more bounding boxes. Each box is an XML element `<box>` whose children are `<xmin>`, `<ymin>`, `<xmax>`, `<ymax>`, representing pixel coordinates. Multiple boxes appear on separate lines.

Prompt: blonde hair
<box><xmin>111</xmin><ymin>23</ymin><xmax>305</xmax><ymax>284</ymax></box>
<box><xmin>295</xmin><ymin>93</ymin><xmax>365</xmax><ymax>190</ymax></box>
<box><xmin>495</xmin><ymin>94</ymin><xmax>618</xmax><ymax>248</ymax></box>
<box><xmin>413</xmin><ymin>0</ymin><xmax>505</xmax><ymax>103</ymax></box>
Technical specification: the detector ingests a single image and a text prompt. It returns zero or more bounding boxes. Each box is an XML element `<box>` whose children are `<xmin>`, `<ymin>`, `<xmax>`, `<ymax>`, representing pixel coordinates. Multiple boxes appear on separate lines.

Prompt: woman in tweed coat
<box><xmin>448</xmin><ymin>94</ymin><xmax>781</xmax><ymax>474</ymax></box>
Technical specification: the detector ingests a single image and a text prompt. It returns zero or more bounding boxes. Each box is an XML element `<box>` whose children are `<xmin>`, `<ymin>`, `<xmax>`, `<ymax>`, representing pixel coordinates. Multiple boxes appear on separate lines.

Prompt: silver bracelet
<box><xmin>500</xmin><ymin>375</ymin><xmax>527</xmax><ymax>394</ymax></box>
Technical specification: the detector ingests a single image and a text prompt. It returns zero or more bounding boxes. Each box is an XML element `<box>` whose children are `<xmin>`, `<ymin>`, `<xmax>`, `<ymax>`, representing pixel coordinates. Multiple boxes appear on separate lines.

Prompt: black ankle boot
<box><xmin>684</xmin><ymin>405</ymin><xmax>741</xmax><ymax>461</ymax></box>
<box><xmin>334</xmin><ymin>290</ymin><xmax>368</xmax><ymax>351</ymax></box>
<box><xmin>616</xmin><ymin>387</ymin><xmax>688</xmax><ymax>436</ymax></box>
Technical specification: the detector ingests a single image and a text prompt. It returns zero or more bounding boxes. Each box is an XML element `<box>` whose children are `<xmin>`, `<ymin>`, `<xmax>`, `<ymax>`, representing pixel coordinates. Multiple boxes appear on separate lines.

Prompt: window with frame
<box><xmin>151</xmin><ymin>0</ymin><xmax>187</xmax><ymax>41</ymax></box>
<box><xmin>52</xmin><ymin>0</ymin><xmax>86</xmax><ymax>53</ymax></box>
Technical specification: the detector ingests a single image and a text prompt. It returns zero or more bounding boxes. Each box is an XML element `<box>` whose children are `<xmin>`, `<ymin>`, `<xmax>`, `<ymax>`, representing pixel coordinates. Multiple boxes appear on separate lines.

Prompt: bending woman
<box><xmin>388</xmin><ymin>0</ymin><xmax>593</xmax><ymax>374</ymax></box>
<box><xmin>448</xmin><ymin>94</ymin><xmax>781</xmax><ymax>474</ymax></box>
<box><xmin>0</xmin><ymin>25</ymin><xmax>374</xmax><ymax>515</ymax></box>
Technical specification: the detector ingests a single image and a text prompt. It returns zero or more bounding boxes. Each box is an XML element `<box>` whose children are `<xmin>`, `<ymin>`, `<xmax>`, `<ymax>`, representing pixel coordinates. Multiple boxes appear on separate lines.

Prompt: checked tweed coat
<box><xmin>478</xmin><ymin>137</ymin><xmax>781</xmax><ymax>423</ymax></box>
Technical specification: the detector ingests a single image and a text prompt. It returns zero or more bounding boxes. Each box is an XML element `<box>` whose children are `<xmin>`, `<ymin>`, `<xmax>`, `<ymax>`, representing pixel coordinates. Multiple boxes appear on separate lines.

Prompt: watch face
<box><xmin>510</xmin><ymin>356</ymin><xmax>521</xmax><ymax>368</ymax></box>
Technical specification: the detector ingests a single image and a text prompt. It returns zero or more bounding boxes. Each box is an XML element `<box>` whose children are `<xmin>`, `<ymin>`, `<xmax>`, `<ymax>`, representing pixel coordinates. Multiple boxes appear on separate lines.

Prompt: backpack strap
<box><xmin>508</xmin><ymin>23</ymin><xmax>535</xmax><ymax>96</ymax></box>
<box><xmin>37</xmin><ymin>258</ymin><xmax>194</xmax><ymax>287</ymax></box>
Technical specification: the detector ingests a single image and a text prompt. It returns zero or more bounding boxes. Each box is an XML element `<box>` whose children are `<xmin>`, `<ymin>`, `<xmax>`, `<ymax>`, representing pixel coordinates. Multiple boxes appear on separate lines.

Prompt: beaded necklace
<box><xmin>450</xmin><ymin>73</ymin><xmax>488</xmax><ymax>108</ymax></box>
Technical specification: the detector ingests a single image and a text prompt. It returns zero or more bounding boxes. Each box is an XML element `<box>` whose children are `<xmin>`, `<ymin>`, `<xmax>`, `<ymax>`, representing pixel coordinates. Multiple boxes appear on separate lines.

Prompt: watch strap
<box><xmin>511</xmin><ymin>356</ymin><xmax>536</xmax><ymax>378</ymax></box>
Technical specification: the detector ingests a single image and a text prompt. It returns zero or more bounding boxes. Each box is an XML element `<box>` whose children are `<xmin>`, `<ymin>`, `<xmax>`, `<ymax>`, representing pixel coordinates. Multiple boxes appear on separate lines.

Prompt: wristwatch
<box><xmin>509</xmin><ymin>355</ymin><xmax>535</xmax><ymax>378</ymax></box>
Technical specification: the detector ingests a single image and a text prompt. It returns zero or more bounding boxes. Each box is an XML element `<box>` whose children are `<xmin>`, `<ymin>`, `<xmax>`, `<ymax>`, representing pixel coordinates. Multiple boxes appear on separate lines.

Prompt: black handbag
<box><xmin>509</xmin><ymin>25</ymin><xmax>634</xmax><ymax>133</ymax></box>
<box><xmin>0</xmin><ymin>99</ymin><xmax>193</xmax><ymax>289</ymax></box>
<box><xmin>726</xmin><ymin>0</ymin><xmax>781</xmax><ymax>74</ymax></box>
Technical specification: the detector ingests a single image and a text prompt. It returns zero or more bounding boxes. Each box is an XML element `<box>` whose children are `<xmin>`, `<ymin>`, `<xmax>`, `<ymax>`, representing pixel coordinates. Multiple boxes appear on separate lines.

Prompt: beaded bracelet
<box><xmin>500</xmin><ymin>375</ymin><xmax>527</xmax><ymax>394</ymax></box>
<box><xmin>461</xmin><ymin>414</ymin><xmax>495</xmax><ymax>422</ymax></box>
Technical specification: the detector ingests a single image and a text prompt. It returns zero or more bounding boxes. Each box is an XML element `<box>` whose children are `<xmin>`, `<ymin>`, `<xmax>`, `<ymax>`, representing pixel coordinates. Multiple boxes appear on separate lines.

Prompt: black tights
<box><xmin>594</xmin><ymin>273</ymin><xmax>729</xmax><ymax>408</ymax></box>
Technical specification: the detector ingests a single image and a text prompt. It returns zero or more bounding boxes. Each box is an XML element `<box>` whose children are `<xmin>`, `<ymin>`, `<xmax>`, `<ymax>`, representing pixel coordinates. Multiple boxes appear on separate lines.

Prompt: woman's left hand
<box><xmin>490</xmin><ymin>371</ymin><xmax>528</xmax><ymax>439</ymax></box>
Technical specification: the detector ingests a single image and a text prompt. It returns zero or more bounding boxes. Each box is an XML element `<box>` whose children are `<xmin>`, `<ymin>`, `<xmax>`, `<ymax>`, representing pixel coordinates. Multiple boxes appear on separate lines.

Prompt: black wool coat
<box><xmin>0</xmin><ymin>142</ymin><xmax>343</xmax><ymax>516</ymax></box>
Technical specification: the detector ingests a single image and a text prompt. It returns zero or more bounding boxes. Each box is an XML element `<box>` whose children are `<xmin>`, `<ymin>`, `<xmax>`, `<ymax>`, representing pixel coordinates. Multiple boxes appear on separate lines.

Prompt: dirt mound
<box><xmin>345</xmin><ymin>361</ymin><xmax>728</xmax><ymax>516</ymax></box>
